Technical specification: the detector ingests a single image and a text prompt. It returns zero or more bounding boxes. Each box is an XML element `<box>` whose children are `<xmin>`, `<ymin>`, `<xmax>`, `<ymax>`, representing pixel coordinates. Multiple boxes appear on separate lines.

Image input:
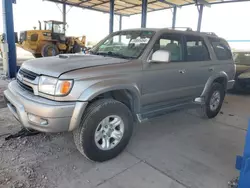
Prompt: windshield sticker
<box><xmin>130</xmin><ymin>38</ymin><xmax>150</xmax><ymax>44</ymax></box>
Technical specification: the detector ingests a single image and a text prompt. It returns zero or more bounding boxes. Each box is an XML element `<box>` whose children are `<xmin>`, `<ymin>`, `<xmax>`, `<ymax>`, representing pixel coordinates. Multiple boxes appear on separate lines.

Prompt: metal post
<box><xmin>141</xmin><ymin>0</ymin><xmax>147</xmax><ymax>28</ymax></box>
<box><xmin>119</xmin><ymin>15</ymin><xmax>122</xmax><ymax>31</ymax></box>
<box><xmin>119</xmin><ymin>15</ymin><xmax>122</xmax><ymax>42</ymax></box>
<box><xmin>197</xmin><ymin>4</ymin><xmax>204</xmax><ymax>32</ymax></box>
<box><xmin>2</xmin><ymin>0</ymin><xmax>17</xmax><ymax>78</ymax></box>
<box><xmin>63</xmin><ymin>3</ymin><xmax>66</xmax><ymax>32</ymax></box>
<box><xmin>172</xmin><ymin>6</ymin><xmax>177</xmax><ymax>29</ymax></box>
<box><xmin>235</xmin><ymin>121</ymin><xmax>250</xmax><ymax>188</ymax></box>
<box><xmin>109</xmin><ymin>0</ymin><xmax>114</xmax><ymax>34</ymax></box>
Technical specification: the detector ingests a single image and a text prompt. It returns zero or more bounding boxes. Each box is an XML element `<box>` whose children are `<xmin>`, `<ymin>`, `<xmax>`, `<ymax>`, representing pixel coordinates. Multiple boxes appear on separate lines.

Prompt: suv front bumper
<box><xmin>4</xmin><ymin>81</ymin><xmax>88</xmax><ymax>133</ymax></box>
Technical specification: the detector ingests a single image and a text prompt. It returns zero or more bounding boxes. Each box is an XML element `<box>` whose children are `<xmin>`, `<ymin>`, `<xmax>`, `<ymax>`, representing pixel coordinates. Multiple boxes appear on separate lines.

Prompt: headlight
<box><xmin>38</xmin><ymin>76</ymin><xmax>73</xmax><ymax>96</ymax></box>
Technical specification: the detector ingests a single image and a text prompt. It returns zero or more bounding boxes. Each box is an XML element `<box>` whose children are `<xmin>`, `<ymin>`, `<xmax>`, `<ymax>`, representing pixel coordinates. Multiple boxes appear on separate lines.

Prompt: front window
<box><xmin>45</xmin><ymin>22</ymin><xmax>64</xmax><ymax>34</ymax></box>
<box><xmin>91</xmin><ymin>30</ymin><xmax>155</xmax><ymax>59</ymax></box>
<box><xmin>53</xmin><ymin>23</ymin><xmax>64</xmax><ymax>34</ymax></box>
<box><xmin>45</xmin><ymin>22</ymin><xmax>53</xmax><ymax>31</ymax></box>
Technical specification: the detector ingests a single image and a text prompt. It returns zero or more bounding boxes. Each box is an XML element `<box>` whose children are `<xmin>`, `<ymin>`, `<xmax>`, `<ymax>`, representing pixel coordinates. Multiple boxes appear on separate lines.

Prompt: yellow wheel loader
<box><xmin>17</xmin><ymin>20</ymin><xmax>86</xmax><ymax>58</ymax></box>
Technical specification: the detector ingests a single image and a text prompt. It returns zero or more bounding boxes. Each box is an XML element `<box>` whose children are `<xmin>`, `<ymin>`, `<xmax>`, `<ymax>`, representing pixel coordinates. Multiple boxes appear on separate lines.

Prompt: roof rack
<box><xmin>201</xmin><ymin>32</ymin><xmax>218</xmax><ymax>36</ymax></box>
<box><xmin>167</xmin><ymin>27</ymin><xmax>193</xmax><ymax>31</ymax></box>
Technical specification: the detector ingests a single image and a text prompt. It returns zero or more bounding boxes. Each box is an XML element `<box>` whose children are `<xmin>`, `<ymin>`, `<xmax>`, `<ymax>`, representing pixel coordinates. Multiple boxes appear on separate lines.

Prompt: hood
<box><xmin>21</xmin><ymin>54</ymin><xmax>129</xmax><ymax>77</ymax></box>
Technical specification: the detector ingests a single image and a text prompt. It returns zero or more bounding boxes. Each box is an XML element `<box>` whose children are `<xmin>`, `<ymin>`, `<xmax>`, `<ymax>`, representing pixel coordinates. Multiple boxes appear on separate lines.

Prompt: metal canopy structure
<box><xmin>2</xmin><ymin>0</ymin><xmax>250</xmax><ymax>78</ymax></box>
<box><xmin>46</xmin><ymin>0</ymin><xmax>247</xmax><ymax>16</ymax></box>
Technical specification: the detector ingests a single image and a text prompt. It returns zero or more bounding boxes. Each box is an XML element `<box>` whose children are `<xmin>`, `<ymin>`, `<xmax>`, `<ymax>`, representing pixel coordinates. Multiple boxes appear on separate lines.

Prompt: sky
<box><xmin>0</xmin><ymin>0</ymin><xmax>250</xmax><ymax>50</ymax></box>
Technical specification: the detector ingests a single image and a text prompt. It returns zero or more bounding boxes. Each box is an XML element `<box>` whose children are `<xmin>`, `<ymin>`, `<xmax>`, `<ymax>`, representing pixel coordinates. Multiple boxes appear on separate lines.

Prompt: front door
<box><xmin>141</xmin><ymin>33</ymin><xmax>192</xmax><ymax>108</ymax></box>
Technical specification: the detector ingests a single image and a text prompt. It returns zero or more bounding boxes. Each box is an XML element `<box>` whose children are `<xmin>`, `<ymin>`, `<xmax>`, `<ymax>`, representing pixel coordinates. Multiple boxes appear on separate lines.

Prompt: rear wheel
<box><xmin>73</xmin><ymin>99</ymin><xmax>133</xmax><ymax>162</ymax></box>
<box><xmin>199</xmin><ymin>82</ymin><xmax>225</xmax><ymax>119</ymax></box>
<box><xmin>41</xmin><ymin>43</ymin><xmax>59</xmax><ymax>57</ymax></box>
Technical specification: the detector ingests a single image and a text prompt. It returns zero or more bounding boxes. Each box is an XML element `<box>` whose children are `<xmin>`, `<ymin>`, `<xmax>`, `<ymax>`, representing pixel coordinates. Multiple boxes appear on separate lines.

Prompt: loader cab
<box><xmin>44</xmin><ymin>20</ymin><xmax>66</xmax><ymax>42</ymax></box>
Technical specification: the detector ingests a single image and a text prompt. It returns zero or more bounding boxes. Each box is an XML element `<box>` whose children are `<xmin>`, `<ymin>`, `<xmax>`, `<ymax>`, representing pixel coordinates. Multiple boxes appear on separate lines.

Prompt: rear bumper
<box><xmin>227</xmin><ymin>80</ymin><xmax>235</xmax><ymax>90</ymax></box>
<box><xmin>4</xmin><ymin>81</ymin><xmax>88</xmax><ymax>133</ymax></box>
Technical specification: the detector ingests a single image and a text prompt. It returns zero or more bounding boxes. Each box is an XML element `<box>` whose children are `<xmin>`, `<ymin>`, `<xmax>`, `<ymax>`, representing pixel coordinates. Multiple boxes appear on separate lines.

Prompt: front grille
<box><xmin>17</xmin><ymin>79</ymin><xmax>34</xmax><ymax>93</ymax></box>
<box><xmin>19</xmin><ymin>68</ymin><xmax>38</xmax><ymax>81</ymax></box>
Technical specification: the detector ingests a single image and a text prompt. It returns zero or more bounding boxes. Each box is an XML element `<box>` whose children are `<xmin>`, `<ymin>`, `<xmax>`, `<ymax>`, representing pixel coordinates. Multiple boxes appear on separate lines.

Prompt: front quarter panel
<box><xmin>56</xmin><ymin>60</ymin><xmax>143</xmax><ymax>108</ymax></box>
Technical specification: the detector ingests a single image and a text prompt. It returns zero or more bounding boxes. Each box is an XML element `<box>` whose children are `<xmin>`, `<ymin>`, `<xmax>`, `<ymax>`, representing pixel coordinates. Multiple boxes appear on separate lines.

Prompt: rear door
<box><xmin>182</xmin><ymin>34</ymin><xmax>214</xmax><ymax>96</ymax></box>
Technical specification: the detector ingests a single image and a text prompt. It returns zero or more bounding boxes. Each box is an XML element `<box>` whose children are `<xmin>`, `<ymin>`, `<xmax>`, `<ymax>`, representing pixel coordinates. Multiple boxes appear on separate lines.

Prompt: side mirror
<box><xmin>150</xmin><ymin>50</ymin><xmax>171</xmax><ymax>63</ymax></box>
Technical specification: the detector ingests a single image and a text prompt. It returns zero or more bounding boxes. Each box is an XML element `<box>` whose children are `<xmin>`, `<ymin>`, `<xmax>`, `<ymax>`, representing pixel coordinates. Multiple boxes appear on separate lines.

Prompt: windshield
<box><xmin>91</xmin><ymin>30</ymin><xmax>155</xmax><ymax>59</ymax></box>
<box><xmin>45</xmin><ymin>22</ymin><xmax>64</xmax><ymax>34</ymax></box>
<box><xmin>234</xmin><ymin>52</ymin><xmax>250</xmax><ymax>65</ymax></box>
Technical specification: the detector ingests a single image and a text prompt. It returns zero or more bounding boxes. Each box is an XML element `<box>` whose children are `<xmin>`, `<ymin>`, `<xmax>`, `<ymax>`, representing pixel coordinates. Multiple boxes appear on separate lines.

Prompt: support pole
<box><xmin>235</xmin><ymin>121</ymin><xmax>250</xmax><ymax>188</ymax></box>
<box><xmin>109</xmin><ymin>0</ymin><xmax>114</xmax><ymax>34</ymax></box>
<box><xmin>2</xmin><ymin>0</ymin><xmax>17</xmax><ymax>78</ymax></box>
<box><xmin>172</xmin><ymin>6</ymin><xmax>177</xmax><ymax>29</ymax></box>
<box><xmin>197</xmin><ymin>4</ymin><xmax>204</xmax><ymax>32</ymax></box>
<box><xmin>119</xmin><ymin>15</ymin><xmax>122</xmax><ymax>31</ymax></box>
<box><xmin>141</xmin><ymin>0</ymin><xmax>147</xmax><ymax>28</ymax></box>
<box><xmin>62</xmin><ymin>3</ymin><xmax>66</xmax><ymax>32</ymax></box>
<box><xmin>119</xmin><ymin>15</ymin><xmax>122</xmax><ymax>42</ymax></box>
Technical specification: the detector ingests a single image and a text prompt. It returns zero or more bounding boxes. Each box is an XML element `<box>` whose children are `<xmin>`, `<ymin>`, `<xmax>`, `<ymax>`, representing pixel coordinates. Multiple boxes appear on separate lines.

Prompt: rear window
<box><xmin>209</xmin><ymin>37</ymin><xmax>232</xmax><ymax>60</ymax></box>
<box><xmin>185</xmin><ymin>35</ymin><xmax>210</xmax><ymax>61</ymax></box>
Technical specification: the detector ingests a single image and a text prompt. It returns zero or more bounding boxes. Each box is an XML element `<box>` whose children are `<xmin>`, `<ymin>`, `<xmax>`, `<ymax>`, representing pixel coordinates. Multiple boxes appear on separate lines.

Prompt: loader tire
<box><xmin>72</xmin><ymin>42</ymin><xmax>81</xmax><ymax>53</ymax></box>
<box><xmin>41</xmin><ymin>44</ymin><xmax>59</xmax><ymax>57</ymax></box>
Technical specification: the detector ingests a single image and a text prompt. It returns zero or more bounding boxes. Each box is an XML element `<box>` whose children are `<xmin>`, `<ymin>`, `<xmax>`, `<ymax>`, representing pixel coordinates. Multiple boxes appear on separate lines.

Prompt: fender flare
<box><xmin>78</xmin><ymin>80</ymin><xmax>141</xmax><ymax>113</ymax></box>
<box><xmin>201</xmin><ymin>71</ymin><xmax>228</xmax><ymax>97</ymax></box>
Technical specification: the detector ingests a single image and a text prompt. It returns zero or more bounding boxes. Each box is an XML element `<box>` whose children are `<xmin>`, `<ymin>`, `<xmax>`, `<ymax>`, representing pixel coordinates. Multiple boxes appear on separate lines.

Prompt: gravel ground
<box><xmin>0</xmin><ymin>113</ymin><xmax>77</xmax><ymax>188</ymax></box>
<box><xmin>0</xmin><ymin>93</ymin><xmax>248</xmax><ymax>188</ymax></box>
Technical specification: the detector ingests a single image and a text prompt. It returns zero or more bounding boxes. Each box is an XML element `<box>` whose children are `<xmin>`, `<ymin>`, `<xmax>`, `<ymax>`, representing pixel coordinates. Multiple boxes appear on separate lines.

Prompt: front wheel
<box><xmin>73</xmin><ymin>99</ymin><xmax>133</xmax><ymax>162</ymax></box>
<box><xmin>199</xmin><ymin>82</ymin><xmax>225</xmax><ymax>119</ymax></box>
<box><xmin>41</xmin><ymin>43</ymin><xmax>59</xmax><ymax>57</ymax></box>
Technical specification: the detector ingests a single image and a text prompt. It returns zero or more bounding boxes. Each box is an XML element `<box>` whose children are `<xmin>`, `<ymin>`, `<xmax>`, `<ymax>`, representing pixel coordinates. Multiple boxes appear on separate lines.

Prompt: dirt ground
<box><xmin>0</xmin><ymin>93</ymin><xmax>248</xmax><ymax>188</ymax></box>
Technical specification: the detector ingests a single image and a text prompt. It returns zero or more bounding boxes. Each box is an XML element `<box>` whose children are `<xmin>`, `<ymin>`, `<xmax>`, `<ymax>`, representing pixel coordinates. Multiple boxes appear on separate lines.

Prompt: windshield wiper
<box><xmin>94</xmin><ymin>51</ymin><xmax>134</xmax><ymax>59</ymax></box>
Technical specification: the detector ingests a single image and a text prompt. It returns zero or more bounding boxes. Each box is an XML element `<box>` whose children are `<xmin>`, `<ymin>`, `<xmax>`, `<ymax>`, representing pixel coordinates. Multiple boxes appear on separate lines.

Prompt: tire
<box><xmin>72</xmin><ymin>42</ymin><xmax>81</xmax><ymax>53</ymax></box>
<box><xmin>41</xmin><ymin>43</ymin><xmax>59</xmax><ymax>57</ymax></box>
<box><xmin>73</xmin><ymin>99</ymin><xmax>133</xmax><ymax>162</ymax></box>
<box><xmin>199</xmin><ymin>82</ymin><xmax>225</xmax><ymax>119</ymax></box>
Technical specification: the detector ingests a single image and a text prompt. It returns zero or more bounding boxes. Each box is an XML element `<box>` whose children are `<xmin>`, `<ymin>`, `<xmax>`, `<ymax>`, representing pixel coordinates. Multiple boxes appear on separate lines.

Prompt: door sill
<box><xmin>136</xmin><ymin>101</ymin><xmax>199</xmax><ymax>123</ymax></box>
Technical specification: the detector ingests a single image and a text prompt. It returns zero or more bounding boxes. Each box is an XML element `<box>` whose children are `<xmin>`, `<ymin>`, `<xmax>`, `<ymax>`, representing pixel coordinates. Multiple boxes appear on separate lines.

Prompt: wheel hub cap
<box><xmin>210</xmin><ymin>91</ymin><xmax>221</xmax><ymax>111</ymax></box>
<box><xmin>94</xmin><ymin>115</ymin><xmax>124</xmax><ymax>151</ymax></box>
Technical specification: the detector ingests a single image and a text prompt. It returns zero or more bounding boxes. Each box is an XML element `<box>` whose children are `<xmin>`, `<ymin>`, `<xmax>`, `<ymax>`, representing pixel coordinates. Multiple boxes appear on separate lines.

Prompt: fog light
<box><xmin>28</xmin><ymin>113</ymin><xmax>48</xmax><ymax>126</ymax></box>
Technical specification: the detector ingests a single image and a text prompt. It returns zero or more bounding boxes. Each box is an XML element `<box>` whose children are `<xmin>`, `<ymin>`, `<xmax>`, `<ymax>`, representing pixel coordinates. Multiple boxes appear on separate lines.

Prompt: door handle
<box><xmin>208</xmin><ymin>67</ymin><xmax>214</xmax><ymax>72</ymax></box>
<box><xmin>179</xmin><ymin>70</ymin><xmax>186</xmax><ymax>74</ymax></box>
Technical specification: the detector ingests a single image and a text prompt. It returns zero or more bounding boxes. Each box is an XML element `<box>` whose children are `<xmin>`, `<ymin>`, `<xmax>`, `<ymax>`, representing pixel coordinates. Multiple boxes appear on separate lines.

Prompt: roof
<box><xmin>46</xmin><ymin>0</ymin><xmax>247</xmax><ymax>16</ymax></box>
<box><xmin>108</xmin><ymin>27</ymin><xmax>221</xmax><ymax>38</ymax></box>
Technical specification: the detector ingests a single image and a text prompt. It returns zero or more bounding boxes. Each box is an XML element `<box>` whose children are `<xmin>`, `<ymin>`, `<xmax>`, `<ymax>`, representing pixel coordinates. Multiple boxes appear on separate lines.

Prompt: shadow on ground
<box><xmin>0</xmin><ymin>94</ymin><xmax>248</xmax><ymax>188</ymax></box>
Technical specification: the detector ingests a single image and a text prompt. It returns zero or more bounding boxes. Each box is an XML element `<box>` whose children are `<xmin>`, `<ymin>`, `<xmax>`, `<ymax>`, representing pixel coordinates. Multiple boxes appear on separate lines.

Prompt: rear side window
<box><xmin>209</xmin><ymin>37</ymin><xmax>232</xmax><ymax>60</ymax></box>
<box><xmin>185</xmin><ymin>35</ymin><xmax>210</xmax><ymax>62</ymax></box>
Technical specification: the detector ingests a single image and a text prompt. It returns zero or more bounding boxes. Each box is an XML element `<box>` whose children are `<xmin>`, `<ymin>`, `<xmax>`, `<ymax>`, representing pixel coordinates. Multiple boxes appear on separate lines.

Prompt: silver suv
<box><xmin>4</xmin><ymin>28</ymin><xmax>235</xmax><ymax>162</ymax></box>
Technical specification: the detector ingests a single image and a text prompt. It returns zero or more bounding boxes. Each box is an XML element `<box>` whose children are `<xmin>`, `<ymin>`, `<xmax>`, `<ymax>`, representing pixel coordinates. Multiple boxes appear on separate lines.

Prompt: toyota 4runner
<box><xmin>4</xmin><ymin>28</ymin><xmax>235</xmax><ymax>162</ymax></box>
